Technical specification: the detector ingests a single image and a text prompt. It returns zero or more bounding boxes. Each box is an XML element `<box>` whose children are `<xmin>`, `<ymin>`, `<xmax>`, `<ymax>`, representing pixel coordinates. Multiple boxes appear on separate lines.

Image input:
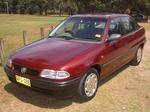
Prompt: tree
<box><xmin>0</xmin><ymin>0</ymin><xmax>149</xmax><ymax>15</ymax></box>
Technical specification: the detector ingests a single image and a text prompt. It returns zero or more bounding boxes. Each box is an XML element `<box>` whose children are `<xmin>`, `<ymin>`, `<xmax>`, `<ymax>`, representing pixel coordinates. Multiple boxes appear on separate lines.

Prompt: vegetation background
<box><xmin>0</xmin><ymin>0</ymin><xmax>150</xmax><ymax>16</ymax></box>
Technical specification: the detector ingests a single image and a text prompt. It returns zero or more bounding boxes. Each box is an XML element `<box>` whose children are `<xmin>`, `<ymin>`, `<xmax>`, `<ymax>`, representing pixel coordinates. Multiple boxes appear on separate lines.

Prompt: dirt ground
<box><xmin>0</xmin><ymin>23</ymin><xmax>150</xmax><ymax>112</ymax></box>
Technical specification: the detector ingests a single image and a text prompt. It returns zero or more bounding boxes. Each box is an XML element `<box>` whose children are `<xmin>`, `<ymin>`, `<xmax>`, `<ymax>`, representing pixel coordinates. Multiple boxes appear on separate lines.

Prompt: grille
<box><xmin>13</xmin><ymin>64</ymin><xmax>39</xmax><ymax>76</ymax></box>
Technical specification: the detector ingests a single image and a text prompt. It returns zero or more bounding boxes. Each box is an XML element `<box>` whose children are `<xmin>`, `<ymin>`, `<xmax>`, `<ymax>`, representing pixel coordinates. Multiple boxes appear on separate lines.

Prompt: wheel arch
<box><xmin>90</xmin><ymin>64</ymin><xmax>102</xmax><ymax>76</ymax></box>
<box><xmin>140</xmin><ymin>43</ymin><xmax>145</xmax><ymax>49</ymax></box>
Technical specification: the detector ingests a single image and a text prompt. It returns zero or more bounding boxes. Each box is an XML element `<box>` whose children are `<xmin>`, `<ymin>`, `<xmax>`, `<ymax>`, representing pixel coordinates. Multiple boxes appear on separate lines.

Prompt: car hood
<box><xmin>12</xmin><ymin>38</ymin><xmax>100</xmax><ymax>70</ymax></box>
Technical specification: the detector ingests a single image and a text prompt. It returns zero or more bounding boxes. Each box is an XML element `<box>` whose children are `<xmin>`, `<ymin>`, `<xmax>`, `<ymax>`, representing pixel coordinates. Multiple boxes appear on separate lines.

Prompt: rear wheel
<box><xmin>131</xmin><ymin>47</ymin><xmax>143</xmax><ymax>66</ymax></box>
<box><xmin>77</xmin><ymin>68</ymin><xmax>99</xmax><ymax>101</ymax></box>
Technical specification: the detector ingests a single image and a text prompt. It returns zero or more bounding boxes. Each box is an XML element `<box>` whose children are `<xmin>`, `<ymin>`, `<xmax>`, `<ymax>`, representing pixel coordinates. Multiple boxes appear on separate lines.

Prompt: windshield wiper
<box><xmin>57</xmin><ymin>35</ymin><xmax>74</xmax><ymax>40</ymax></box>
<box><xmin>65</xmin><ymin>30</ymin><xmax>74</xmax><ymax>35</ymax></box>
<box><xmin>78</xmin><ymin>37</ymin><xmax>100</xmax><ymax>41</ymax></box>
<box><xmin>48</xmin><ymin>36</ymin><xmax>53</xmax><ymax>38</ymax></box>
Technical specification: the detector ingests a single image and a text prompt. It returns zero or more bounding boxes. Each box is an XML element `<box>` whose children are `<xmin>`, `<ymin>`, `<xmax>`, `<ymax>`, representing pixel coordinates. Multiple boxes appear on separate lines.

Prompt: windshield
<box><xmin>49</xmin><ymin>17</ymin><xmax>106</xmax><ymax>41</ymax></box>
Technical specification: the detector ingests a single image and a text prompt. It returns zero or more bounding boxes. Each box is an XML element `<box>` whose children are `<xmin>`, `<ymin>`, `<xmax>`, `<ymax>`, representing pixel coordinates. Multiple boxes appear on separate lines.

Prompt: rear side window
<box><xmin>108</xmin><ymin>18</ymin><xmax>123</xmax><ymax>37</ymax></box>
<box><xmin>130</xmin><ymin>17</ymin><xmax>140</xmax><ymax>30</ymax></box>
<box><xmin>121</xmin><ymin>17</ymin><xmax>139</xmax><ymax>34</ymax></box>
<box><xmin>121</xmin><ymin>17</ymin><xmax>133</xmax><ymax>33</ymax></box>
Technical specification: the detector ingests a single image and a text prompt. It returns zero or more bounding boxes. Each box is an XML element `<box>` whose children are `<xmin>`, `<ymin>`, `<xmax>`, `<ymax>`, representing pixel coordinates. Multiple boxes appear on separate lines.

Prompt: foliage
<box><xmin>0</xmin><ymin>0</ymin><xmax>149</xmax><ymax>15</ymax></box>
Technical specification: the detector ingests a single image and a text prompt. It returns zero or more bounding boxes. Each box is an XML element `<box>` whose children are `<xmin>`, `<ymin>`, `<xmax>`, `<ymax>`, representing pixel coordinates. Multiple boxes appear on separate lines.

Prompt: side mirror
<box><xmin>107</xmin><ymin>34</ymin><xmax>121</xmax><ymax>42</ymax></box>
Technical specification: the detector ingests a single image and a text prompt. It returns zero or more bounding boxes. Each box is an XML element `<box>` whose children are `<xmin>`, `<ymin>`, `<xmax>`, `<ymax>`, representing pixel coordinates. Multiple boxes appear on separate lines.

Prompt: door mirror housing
<box><xmin>107</xmin><ymin>34</ymin><xmax>121</xmax><ymax>42</ymax></box>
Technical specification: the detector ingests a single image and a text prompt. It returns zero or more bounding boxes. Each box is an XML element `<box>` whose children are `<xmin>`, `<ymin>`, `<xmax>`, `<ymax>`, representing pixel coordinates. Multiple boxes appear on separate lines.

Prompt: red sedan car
<box><xmin>4</xmin><ymin>14</ymin><xmax>146</xmax><ymax>101</ymax></box>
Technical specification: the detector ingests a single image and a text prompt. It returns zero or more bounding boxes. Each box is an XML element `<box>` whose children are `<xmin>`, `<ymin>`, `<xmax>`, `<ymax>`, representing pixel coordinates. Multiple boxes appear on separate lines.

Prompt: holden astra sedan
<box><xmin>4</xmin><ymin>14</ymin><xmax>146</xmax><ymax>101</ymax></box>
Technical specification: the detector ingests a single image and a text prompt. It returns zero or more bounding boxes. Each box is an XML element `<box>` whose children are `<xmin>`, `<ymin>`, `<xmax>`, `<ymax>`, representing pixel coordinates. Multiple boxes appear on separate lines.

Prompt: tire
<box><xmin>77</xmin><ymin>68</ymin><xmax>99</xmax><ymax>101</ymax></box>
<box><xmin>131</xmin><ymin>47</ymin><xmax>143</xmax><ymax>66</ymax></box>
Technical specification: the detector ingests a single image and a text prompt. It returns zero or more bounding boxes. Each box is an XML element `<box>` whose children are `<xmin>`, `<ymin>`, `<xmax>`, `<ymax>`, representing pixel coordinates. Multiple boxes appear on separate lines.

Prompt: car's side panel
<box><xmin>126</xmin><ymin>27</ymin><xmax>145</xmax><ymax>58</ymax></box>
<box><xmin>99</xmin><ymin>17</ymin><xmax>129</xmax><ymax>78</ymax></box>
<box><xmin>100</xmin><ymin>26</ymin><xmax>145</xmax><ymax>79</ymax></box>
<box><xmin>100</xmin><ymin>38</ymin><xmax>128</xmax><ymax>78</ymax></box>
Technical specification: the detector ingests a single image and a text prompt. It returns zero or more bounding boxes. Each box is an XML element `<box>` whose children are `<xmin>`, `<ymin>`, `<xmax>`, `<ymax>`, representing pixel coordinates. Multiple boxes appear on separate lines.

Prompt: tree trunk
<box><xmin>45</xmin><ymin>8</ymin><xmax>48</xmax><ymax>16</ymax></box>
<box><xmin>39</xmin><ymin>8</ymin><xmax>43</xmax><ymax>15</ymax></box>
<box><xmin>59</xmin><ymin>8</ymin><xmax>62</xmax><ymax>16</ymax></box>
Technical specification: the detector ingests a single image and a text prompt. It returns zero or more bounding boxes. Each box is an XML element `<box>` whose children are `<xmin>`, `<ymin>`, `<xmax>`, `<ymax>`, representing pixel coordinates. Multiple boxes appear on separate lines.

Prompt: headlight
<box><xmin>6</xmin><ymin>59</ymin><xmax>12</xmax><ymax>68</ymax></box>
<box><xmin>40</xmin><ymin>69</ymin><xmax>70</xmax><ymax>79</ymax></box>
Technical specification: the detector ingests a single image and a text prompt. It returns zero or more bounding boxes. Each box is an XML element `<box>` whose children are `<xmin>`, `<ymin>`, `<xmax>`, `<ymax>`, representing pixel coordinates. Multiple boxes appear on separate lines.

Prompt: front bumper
<box><xmin>4</xmin><ymin>65</ymin><xmax>81</xmax><ymax>98</ymax></box>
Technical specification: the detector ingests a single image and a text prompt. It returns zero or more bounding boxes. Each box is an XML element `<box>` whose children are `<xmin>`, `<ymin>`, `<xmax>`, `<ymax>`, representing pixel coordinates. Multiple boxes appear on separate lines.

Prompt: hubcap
<box><xmin>84</xmin><ymin>73</ymin><xmax>98</xmax><ymax>97</ymax></box>
<box><xmin>137</xmin><ymin>48</ymin><xmax>142</xmax><ymax>63</ymax></box>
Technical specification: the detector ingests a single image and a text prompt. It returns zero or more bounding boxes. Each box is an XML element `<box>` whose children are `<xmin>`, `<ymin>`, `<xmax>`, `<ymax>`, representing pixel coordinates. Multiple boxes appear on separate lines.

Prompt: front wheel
<box><xmin>77</xmin><ymin>68</ymin><xmax>99</xmax><ymax>101</ymax></box>
<box><xmin>131</xmin><ymin>47</ymin><xmax>143</xmax><ymax>66</ymax></box>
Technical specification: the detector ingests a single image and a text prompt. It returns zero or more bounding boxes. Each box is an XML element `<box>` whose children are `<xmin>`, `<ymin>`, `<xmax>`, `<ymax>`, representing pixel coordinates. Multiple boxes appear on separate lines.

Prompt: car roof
<box><xmin>72</xmin><ymin>14</ymin><xmax>129</xmax><ymax>19</ymax></box>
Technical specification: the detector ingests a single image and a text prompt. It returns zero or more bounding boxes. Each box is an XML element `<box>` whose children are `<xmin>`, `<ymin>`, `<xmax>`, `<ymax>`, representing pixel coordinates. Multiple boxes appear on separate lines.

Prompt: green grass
<box><xmin>0</xmin><ymin>14</ymin><xmax>65</xmax><ymax>36</ymax></box>
<box><xmin>0</xmin><ymin>14</ymin><xmax>66</xmax><ymax>59</ymax></box>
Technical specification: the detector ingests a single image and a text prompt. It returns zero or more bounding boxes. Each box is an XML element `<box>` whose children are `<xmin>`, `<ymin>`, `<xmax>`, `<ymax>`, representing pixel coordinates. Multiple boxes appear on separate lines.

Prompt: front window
<box><xmin>49</xmin><ymin>17</ymin><xmax>106</xmax><ymax>41</ymax></box>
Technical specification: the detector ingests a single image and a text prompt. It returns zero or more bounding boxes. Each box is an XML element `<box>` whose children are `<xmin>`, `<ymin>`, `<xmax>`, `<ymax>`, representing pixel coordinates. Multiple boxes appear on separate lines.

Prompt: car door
<box><xmin>101</xmin><ymin>17</ymin><xmax>129</xmax><ymax>77</ymax></box>
<box><xmin>120</xmin><ymin>16</ymin><xmax>141</xmax><ymax>61</ymax></box>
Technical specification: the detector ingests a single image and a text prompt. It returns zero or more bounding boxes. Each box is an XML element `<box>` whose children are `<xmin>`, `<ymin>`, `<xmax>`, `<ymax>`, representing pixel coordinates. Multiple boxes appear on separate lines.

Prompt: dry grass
<box><xmin>0</xmin><ymin>15</ymin><xmax>150</xmax><ymax>112</ymax></box>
